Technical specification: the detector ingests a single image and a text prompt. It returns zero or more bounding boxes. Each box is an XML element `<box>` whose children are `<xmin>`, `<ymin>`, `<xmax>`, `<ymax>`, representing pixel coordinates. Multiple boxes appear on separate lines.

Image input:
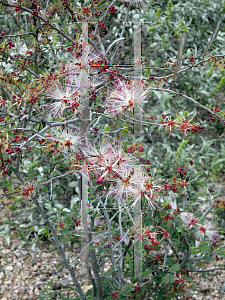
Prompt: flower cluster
<box><xmin>143</xmin><ymin>228</ymin><xmax>159</xmax><ymax>252</ymax></box>
<box><xmin>83</xmin><ymin>140</ymin><xmax>161</xmax><ymax>208</ymax></box>
<box><xmin>160</xmin><ymin>114</ymin><xmax>204</xmax><ymax>137</ymax></box>
<box><xmin>180</xmin><ymin>212</ymin><xmax>218</xmax><ymax>242</ymax></box>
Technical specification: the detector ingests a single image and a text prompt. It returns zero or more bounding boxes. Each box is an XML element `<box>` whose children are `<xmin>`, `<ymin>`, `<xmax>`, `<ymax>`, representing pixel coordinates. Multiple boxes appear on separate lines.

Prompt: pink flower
<box><xmin>52</xmin><ymin>127</ymin><xmax>85</xmax><ymax>153</ymax></box>
<box><xmin>194</xmin><ymin>221</ymin><xmax>218</xmax><ymax>242</ymax></box>
<box><xmin>67</xmin><ymin>43</ymin><xmax>104</xmax><ymax>75</ymax></box>
<box><xmin>108</xmin><ymin>164</ymin><xmax>140</xmax><ymax>201</ymax></box>
<box><xmin>44</xmin><ymin>80</ymin><xmax>81</xmax><ymax>118</ymax></box>
<box><xmin>85</xmin><ymin>141</ymin><xmax>111</xmax><ymax>166</ymax></box>
<box><xmin>180</xmin><ymin>212</ymin><xmax>196</xmax><ymax>226</ymax></box>
<box><xmin>104</xmin><ymin>80</ymin><xmax>150</xmax><ymax>116</ymax></box>
<box><xmin>85</xmin><ymin>141</ymin><xmax>133</xmax><ymax>182</ymax></box>
<box><xmin>109</xmin><ymin>164</ymin><xmax>149</xmax><ymax>207</ymax></box>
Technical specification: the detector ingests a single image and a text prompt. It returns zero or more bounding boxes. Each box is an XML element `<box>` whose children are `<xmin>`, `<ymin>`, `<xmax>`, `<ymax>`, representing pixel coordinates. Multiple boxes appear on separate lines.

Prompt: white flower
<box><xmin>52</xmin><ymin>127</ymin><xmax>85</xmax><ymax>153</ymax></box>
<box><xmin>194</xmin><ymin>222</ymin><xmax>218</xmax><ymax>242</ymax></box>
<box><xmin>104</xmin><ymin>80</ymin><xmax>150</xmax><ymax>116</ymax></box>
<box><xmin>67</xmin><ymin>42</ymin><xmax>104</xmax><ymax>75</ymax></box>
<box><xmin>180</xmin><ymin>212</ymin><xmax>195</xmax><ymax>226</ymax></box>
<box><xmin>108</xmin><ymin>164</ymin><xmax>144</xmax><ymax>204</ymax></box>
<box><xmin>88</xmin><ymin>75</ymin><xmax>105</xmax><ymax>89</ymax></box>
<box><xmin>168</xmin><ymin>196</ymin><xmax>177</xmax><ymax>211</ymax></box>
<box><xmin>86</xmin><ymin>141</ymin><xmax>133</xmax><ymax>182</ymax></box>
<box><xmin>7</xmin><ymin>0</ymin><xmax>17</xmax><ymax>4</ymax></box>
<box><xmin>85</xmin><ymin>141</ymin><xmax>112</xmax><ymax>166</ymax></box>
<box><xmin>44</xmin><ymin>80</ymin><xmax>81</xmax><ymax>118</ymax></box>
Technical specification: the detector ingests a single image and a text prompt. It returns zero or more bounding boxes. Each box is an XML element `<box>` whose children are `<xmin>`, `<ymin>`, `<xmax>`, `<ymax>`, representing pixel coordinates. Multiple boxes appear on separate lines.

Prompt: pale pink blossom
<box><xmin>52</xmin><ymin>127</ymin><xmax>85</xmax><ymax>153</ymax></box>
<box><xmin>104</xmin><ymin>80</ymin><xmax>150</xmax><ymax>116</ymax></box>
<box><xmin>85</xmin><ymin>142</ymin><xmax>111</xmax><ymax>166</ymax></box>
<box><xmin>194</xmin><ymin>221</ymin><xmax>218</xmax><ymax>242</ymax></box>
<box><xmin>131</xmin><ymin>177</ymin><xmax>162</xmax><ymax>210</ymax></box>
<box><xmin>180</xmin><ymin>212</ymin><xmax>197</xmax><ymax>226</ymax></box>
<box><xmin>44</xmin><ymin>79</ymin><xmax>81</xmax><ymax>118</ymax></box>
<box><xmin>85</xmin><ymin>141</ymin><xmax>133</xmax><ymax>182</ymax></box>
<box><xmin>67</xmin><ymin>43</ymin><xmax>104</xmax><ymax>75</ymax></box>
<box><xmin>108</xmin><ymin>164</ymin><xmax>145</xmax><ymax>204</ymax></box>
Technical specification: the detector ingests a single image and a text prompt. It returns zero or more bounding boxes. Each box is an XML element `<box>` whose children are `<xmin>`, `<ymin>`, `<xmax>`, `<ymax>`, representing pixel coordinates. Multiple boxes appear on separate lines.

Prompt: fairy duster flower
<box><xmin>104</xmin><ymin>79</ymin><xmax>150</xmax><ymax>117</ymax></box>
<box><xmin>194</xmin><ymin>221</ymin><xmax>218</xmax><ymax>242</ymax></box>
<box><xmin>108</xmin><ymin>164</ymin><xmax>145</xmax><ymax>205</ymax></box>
<box><xmin>180</xmin><ymin>212</ymin><xmax>197</xmax><ymax>227</ymax></box>
<box><xmin>85</xmin><ymin>141</ymin><xmax>134</xmax><ymax>182</ymax></box>
<box><xmin>52</xmin><ymin>127</ymin><xmax>85</xmax><ymax>154</ymax></box>
<box><xmin>44</xmin><ymin>79</ymin><xmax>81</xmax><ymax>118</ymax></box>
<box><xmin>67</xmin><ymin>42</ymin><xmax>105</xmax><ymax>75</ymax></box>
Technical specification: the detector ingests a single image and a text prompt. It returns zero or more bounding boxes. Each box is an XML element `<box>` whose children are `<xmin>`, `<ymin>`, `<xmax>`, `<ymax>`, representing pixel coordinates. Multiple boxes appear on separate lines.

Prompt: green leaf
<box><xmin>177</xmin><ymin>226</ymin><xmax>185</xmax><ymax>232</ymax></box>
<box><xmin>33</xmin><ymin>225</ymin><xmax>38</xmax><ymax>232</ymax></box>
<box><xmin>88</xmin><ymin>245</ymin><xmax>98</xmax><ymax>250</ymax></box>
<box><xmin>49</xmin><ymin>245</ymin><xmax>58</xmax><ymax>253</ymax></box>
<box><xmin>68</xmin><ymin>181</ymin><xmax>77</xmax><ymax>187</ymax></box>
<box><xmin>142</xmin><ymin>270</ymin><xmax>152</xmax><ymax>277</ymax></box>
<box><xmin>202</xmin><ymin>17</ymin><xmax>223</xmax><ymax>59</ymax></box>
<box><xmin>122</xmin><ymin>284</ymin><xmax>134</xmax><ymax>296</ymax></box>
<box><xmin>31</xmin><ymin>243</ymin><xmax>37</xmax><ymax>252</ymax></box>
<box><xmin>62</xmin><ymin>208</ymin><xmax>71</xmax><ymax>213</ymax></box>
<box><xmin>170</xmin><ymin>33</ymin><xmax>186</xmax><ymax>88</ymax></box>
<box><xmin>168</xmin><ymin>263</ymin><xmax>180</xmax><ymax>272</ymax></box>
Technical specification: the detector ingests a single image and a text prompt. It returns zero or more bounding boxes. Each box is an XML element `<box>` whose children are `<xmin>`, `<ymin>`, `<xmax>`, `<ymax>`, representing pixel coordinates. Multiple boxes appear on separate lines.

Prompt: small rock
<box><xmin>3</xmin><ymin>249</ymin><xmax>11</xmax><ymax>254</ymax></box>
<box><xmin>5</xmin><ymin>265</ymin><xmax>13</xmax><ymax>271</ymax></box>
<box><xmin>33</xmin><ymin>265</ymin><xmax>38</xmax><ymax>271</ymax></box>
<box><xmin>4</xmin><ymin>280</ymin><xmax>12</xmax><ymax>285</ymax></box>
<box><xmin>31</xmin><ymin>271</ymin><xmax>37</xmax><ymax>276</ymax></box>
<box><xmin>40</xmin><ymin>275</ymin><xmax>47</xmax><ymax>281</ymax></box>
<box><xmin>34</xmin><ymin>281</ymin><xmax>42</xmax><ymax>288</ymax></box>
<box><xmin>61</xmin><ymin>279</ymin><xmax>71</xmax><ymax>287</ymax></box>
<box><xmin>21</xmin><ymin>250</ymin><xmax>28</xmax><ymax>256</ymax></box>
<box><xmin>10</xmin><ymin>243</ymin><xmax>17</xmax><ymax>251</ymax></box>
<box><xmin>57</xmin><ymin>272</ymin><xmax>64</xmax><ymax>278</ymax></box>
<box><xmin>14</xmin><ymin>250</ymin><xmax>21</xmax><ymax>257</ymax></box>
<box><xmin>16</xmin><ymin>262</ymin><xmax>22</xmax><ymax>270</ymax></box>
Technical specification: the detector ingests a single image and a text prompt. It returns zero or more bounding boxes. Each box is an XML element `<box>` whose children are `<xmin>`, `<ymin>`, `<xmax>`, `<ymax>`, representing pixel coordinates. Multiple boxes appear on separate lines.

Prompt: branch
<box><xmin>89</xmin><ymin>215</ymin><xmax>103</xmax><ymax>300</ymax></box>
<box><xmin>97</xmin><ymin>194</ymin><xmax>125</xmax><ymax>285</ymax></box>
<box><xmin>7</xmin><ymin>53</ymin><xmax>40</xmax><ymax>78</ymax></box>
<box><xmin>150</xmin><ymin>88</ymin><xmax>223</xmax><ymax>120</ymax></box>
<box><xmin>110</xmin><ymin>1</ymin><xmax>132</xmax><ymax>64</ymax></box>
<box><xmin>4</xmin><ymin>32</ymin><xmax>35</xmax><ymax>38</ymax></box>
<box><xmin>46</xmin><ymin>34</ymin><xmax>59</xmax><ymax>68</ymax></box>
<box><xmin>189</xmin><ymin>267</ymin><xmax>225</xmax><ymax>272</ymax></box>
<box><xmin>199</xmin><ymin>187</ymin><xmax>221</xmax><ymax>222</ymax></box>
<box><xmin>4</xmin><ymin>3</ymin><xmax>74</xmax><ymax>44</ymax></box>
<box><xmin>141</xmin><ymin>54</ymin><xmax>225</xmax><ymax>81</ymax></box>
<box><xmin>163</xmin><ymin>240</ymin><xmax>168</xmax><ymax>266</ymax></box>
